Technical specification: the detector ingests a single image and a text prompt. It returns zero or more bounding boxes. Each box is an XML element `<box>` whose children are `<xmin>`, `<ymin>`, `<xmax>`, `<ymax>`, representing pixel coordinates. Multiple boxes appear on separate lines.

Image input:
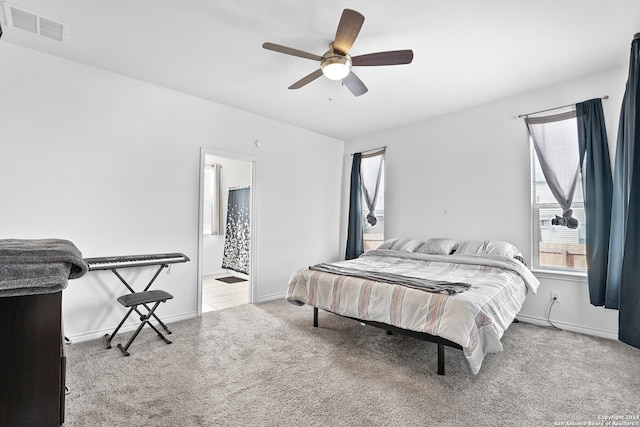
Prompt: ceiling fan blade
<box><xmin>343</xmin><ymin>72</ymin><xmax>368</xmax><ymax>97</ymax></box>
<box><xmin>288</xmin><ymin>69</ymin><xmax>324</xmax><ymax>89</ymax></box>
<box><xmin>262</xmin><ymin>42</ymin><xmax>322</xmax><ymax>61</ymax></box>
<box><xmin>333</xmin><ymin>9</ymin><xmax>365</xmax><ymax>55</ymax></box>
<box><xmin>352</xmin><ymin>50</ymin><xmax>414</xmax><ymax>66</ymax></box>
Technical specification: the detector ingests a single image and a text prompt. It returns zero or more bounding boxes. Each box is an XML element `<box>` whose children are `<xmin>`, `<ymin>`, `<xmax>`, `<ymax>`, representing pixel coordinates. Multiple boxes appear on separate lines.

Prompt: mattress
<box><xmin>287</xmin><ymin>249</ymin><xmax>539</xmax><ymax>374</ymax></box>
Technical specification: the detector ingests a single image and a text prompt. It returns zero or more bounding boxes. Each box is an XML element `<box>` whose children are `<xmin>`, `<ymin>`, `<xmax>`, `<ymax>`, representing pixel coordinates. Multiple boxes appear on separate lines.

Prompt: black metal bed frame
<box><xmin>313</xmin><ymin>307</ymin><xmax>463</xmax><ymax>375</ymax></box>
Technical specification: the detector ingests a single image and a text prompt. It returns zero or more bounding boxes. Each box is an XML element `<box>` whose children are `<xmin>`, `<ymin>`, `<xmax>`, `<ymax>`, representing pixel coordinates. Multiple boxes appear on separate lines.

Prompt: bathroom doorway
<box><xmin>198</xmin><ymin>149</ymin><xmax>255</xmax><ymax>314</ymax></box>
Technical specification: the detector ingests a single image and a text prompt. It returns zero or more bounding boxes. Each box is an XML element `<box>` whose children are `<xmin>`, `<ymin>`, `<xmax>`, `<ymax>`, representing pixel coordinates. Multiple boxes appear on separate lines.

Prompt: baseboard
<box><xmin>66</xmin><ymin>311</ymin><xmax>198</xmax><ymax>344</ymax></box>
<box><xmin>515</xmin><ymin>313</ymin><xmax>618</xmax><ymax>341</ymax></box>
<box><xmin>255</xmin><ymin>291</ymin><xmax>286</xmax><ymax>304</ymax></box>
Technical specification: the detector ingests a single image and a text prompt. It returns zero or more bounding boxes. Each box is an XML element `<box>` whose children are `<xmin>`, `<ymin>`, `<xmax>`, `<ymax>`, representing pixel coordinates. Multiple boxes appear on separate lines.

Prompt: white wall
<box><xmin>0</xmin><ymin>43</ymin><xmax>343</xmax><ymax>341</ymax></box>
<box><xmin>343</xmin><ymin>66</ymin><xmax>628</xmax><ymax>340</ymax></box>
<box><xmin>202</xmin><ymin>155</ymin><xmax>252</xmax><ymax>276</ymax></box>
<box><xmin>1</xmin><ymin>39</ymin><xmax>627</xmax><ymax>343</ymax></box>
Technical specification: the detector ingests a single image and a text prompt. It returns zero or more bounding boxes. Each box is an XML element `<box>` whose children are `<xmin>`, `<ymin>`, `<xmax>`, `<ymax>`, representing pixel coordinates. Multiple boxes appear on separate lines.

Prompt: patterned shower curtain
<box><xmin>222</xmin><ymin>186</ymin><xmax>251</xmax><ymax>274</ymax></box>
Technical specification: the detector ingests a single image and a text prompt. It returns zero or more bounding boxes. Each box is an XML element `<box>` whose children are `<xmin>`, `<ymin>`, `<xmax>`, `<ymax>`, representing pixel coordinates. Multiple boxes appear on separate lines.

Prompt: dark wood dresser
<box><xmin>0</xmin><ymin>291</ymin><xmax>65</xmax><ymax>427</ymax></box>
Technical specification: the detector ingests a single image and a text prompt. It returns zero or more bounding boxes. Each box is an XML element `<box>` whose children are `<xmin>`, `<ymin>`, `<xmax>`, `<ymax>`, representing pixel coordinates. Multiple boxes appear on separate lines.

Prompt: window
<box><xmin>346</xmin><ymin>148</ymin><xmax>385</xmax><ymax>260</ymax></box>
<box><xmin>530</xmin><ymin>114</ymin><xmax>586</xmax><ymax>272</ymax></box>
<box><xmin>362</xmin><ymin>165</ymin><xmax>384</xmax><ymax>251</ymax></box>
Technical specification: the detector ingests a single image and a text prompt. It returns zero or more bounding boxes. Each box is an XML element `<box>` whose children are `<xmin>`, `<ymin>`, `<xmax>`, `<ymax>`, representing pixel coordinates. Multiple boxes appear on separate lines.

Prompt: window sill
<box><xmin>532</xmin><ymin>268</ymin><xmax>587</xmax><ymax>282</ymax></box>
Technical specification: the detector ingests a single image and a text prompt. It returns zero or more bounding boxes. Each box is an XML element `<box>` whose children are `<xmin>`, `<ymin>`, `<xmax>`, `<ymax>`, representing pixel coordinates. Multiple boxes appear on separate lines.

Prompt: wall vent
<box><xmin>3</xmin><ymin>2</ymin><xmax>67</xmax><ymax>42</ymax></box>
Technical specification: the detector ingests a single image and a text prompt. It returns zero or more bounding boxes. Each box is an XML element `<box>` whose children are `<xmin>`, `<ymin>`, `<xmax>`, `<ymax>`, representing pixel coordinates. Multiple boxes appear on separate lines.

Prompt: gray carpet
<box><xmin>64</xmin><ymin>299</ymin><xmax>640</xmax><ymax>426</ymax></box>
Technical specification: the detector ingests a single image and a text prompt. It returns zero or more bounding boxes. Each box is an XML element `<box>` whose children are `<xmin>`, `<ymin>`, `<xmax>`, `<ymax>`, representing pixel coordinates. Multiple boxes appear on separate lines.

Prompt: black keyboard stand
<box><xmin>104</xmin><ymin>263</ymin><xmax>172</xmax><ymax>350</ymax></box>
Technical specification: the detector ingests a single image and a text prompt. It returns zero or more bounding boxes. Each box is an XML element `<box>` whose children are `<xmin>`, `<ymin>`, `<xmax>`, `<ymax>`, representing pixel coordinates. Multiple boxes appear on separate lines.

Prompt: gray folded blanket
<box><xmin>0</xmin><ymin>238</ymin><xmax>88</xmax><ymax>297</ymax></box>
<box><xmin>309</xmin><ymin>263</ymin><xmax>471</xmax><ymax>295</ymax></box>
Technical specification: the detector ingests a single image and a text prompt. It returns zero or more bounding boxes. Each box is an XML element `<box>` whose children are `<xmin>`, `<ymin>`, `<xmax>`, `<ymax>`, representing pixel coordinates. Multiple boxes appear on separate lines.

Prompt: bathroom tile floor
<box><xmin>202</xmin><ymin>273</ymin><xmax>249</xmax><ymax>313</ymax></box>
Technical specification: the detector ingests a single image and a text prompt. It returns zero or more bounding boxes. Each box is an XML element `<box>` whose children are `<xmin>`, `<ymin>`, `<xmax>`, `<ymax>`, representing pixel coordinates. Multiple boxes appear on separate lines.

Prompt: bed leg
<box><xmin>437</xmin><ymin>343</ymin><xmax>445</xmax><ymax>375</ymax></box>
<box><xmin>313</xmin><ymin>307</ymin><xmax>318</xmax><ymax>327</ymax></box>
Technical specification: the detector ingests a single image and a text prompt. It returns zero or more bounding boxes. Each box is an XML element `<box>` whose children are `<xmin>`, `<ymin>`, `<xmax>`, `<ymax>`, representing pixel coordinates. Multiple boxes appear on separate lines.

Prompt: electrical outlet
<box><xmin>550</xmin><ymin>290</ymin><xmax>561</xmax><ymax>303</ymax></box>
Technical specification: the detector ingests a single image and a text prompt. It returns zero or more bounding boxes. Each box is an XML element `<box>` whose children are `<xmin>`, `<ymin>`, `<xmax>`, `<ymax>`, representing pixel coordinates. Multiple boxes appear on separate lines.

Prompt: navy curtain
<box><xmin>345</xmin><ymin>153</ymin><xmax>363</xmax><ymax>260</ymax></box>
<box><xmin>616</xmin><ymin>34</ymin><xmax>640</xmax><ymax>348</ymax></box>
<box><xmin>222</xmin><ymin>186</ymin><xmax>251</xmax><ymax>274</ymax></box>
<box><xmin>606</xmin><ymin>93</ymin><xmax>631</xmax><ymax>309</ymax></box>
<box><xmin>576</xmin><ymin>99</ymin><xmax>613</xmax><ymax>306</ymax></box>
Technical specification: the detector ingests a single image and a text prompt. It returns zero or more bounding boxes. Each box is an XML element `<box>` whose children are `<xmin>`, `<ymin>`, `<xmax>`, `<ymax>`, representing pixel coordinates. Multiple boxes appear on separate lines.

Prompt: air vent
<box><xmin>3</xmin><ymin>2</ymin><xmax>67</xmax><ymax>42</ymax></box>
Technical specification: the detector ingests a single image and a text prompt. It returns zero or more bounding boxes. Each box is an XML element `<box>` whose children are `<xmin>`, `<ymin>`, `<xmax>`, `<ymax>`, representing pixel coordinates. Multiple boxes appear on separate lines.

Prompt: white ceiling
<box><xmin>1</xmin><ymin>0</ymin><xmax>639</xmax><ymax>140</ymax></box>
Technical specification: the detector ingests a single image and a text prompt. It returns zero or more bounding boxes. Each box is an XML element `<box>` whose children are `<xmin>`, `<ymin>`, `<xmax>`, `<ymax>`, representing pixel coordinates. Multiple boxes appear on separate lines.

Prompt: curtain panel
<box><xmin>222</xmin><ymin>186</ymin><xmax>251</xmax><ymax>275</ymax></box>
<box><xmin>345</xmin><ymin>153</ymin><xmax>364</xmax><ymax>260</ymax></box>
<box><xmin>525</xmin><ymin>112</ymin><xmax>581</xmax><ymax>228</ymax></box>
<box><xmin>575</xmin><ymin>99</ymin><xmax>613</xmax><ymax>307</ymax></box>
<box><xmin>614</xmin><ymin>34</ymin><xmax>640</xmax><ymax>348</ymax></box>
<box><xmin>345</xmin><ymin>149</ymin><xmax>386</xmax><ymax>260</ymax></box>
<box><xmin>207</xmin><ymin>164</ymin><xmax>222</xmax><ymax>235</ymax></box>
<box><xmin>360</xmin><ymin>149</ymin><xmax>385</xmax><ymax>226</ymax></box>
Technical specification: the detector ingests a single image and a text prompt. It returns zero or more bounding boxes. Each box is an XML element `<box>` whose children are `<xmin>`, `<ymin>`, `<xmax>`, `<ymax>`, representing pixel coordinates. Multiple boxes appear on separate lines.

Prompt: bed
<box><xmin>286</xmin><ymin>238</ymin><xmax>540</xmax><ymax>375</ymax></box>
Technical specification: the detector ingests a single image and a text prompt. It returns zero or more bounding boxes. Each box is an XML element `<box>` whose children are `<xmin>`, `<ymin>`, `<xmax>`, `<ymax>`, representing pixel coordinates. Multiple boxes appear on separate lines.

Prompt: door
<box><xmin>198</xmin><ymin>149</ymin><xmax>256</xmax><ymax>315</ymax></box>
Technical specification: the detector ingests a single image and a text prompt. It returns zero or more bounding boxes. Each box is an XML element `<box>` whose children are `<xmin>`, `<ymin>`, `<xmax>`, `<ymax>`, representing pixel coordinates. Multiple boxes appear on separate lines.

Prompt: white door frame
<box><xmin>197</xmin><ymin>147</ymin><xmax>258</xmax><ymax>316</ymax></box>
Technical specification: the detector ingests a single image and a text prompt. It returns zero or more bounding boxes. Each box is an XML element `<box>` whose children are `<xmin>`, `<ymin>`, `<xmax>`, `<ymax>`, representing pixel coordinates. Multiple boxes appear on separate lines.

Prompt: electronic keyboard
<box><xmin>84</xmin><ymin>252</ymin><xmax>190</xmax><ymax>271</ymax></box>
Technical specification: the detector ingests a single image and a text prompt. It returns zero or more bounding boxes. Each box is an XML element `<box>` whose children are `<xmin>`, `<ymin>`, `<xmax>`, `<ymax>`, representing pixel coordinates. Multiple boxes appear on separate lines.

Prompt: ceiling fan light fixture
<box><xmin>321</xmin><ymin>54</ymin><xmax>352</xmax><ymax>80</ymax></box>
<box><xmin>262</xmin><ymin>9</ymin><xmax>413</xmax><ymax>95</ymax></box>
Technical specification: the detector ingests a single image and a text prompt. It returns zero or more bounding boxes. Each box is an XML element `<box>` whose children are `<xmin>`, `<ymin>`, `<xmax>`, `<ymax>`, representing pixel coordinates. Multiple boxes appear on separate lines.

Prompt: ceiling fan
<box><xmin>262</xmin><ymin>9</ymin><xmax>413</xmax><ymax>97</ymax></box>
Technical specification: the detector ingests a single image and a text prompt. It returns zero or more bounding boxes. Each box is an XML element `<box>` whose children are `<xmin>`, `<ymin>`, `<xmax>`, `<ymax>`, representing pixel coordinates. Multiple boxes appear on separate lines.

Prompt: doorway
<box><xmin>198</xmin><ymin>149</ymin><xmax>255</xmax><ymax>315</ymax></box>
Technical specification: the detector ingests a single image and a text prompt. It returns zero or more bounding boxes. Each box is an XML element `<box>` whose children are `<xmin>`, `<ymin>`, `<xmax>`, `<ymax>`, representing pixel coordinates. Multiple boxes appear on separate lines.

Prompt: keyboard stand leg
<box><xmin>146</xmin><ymin>319</ymin><xmax>172</xmax><ymax>344</ymax></box>
<box><xmin>140</xmin><ymin>264</ymin><xmax>167</xmax><ymax>292</ymax></box>
<box><xmin>104</xmin><ymin>307</ymin><xmax>135</xmax><ymax>349</ymax></box>
<box><xmin>111</xmin><ymin>269</ymin><xmax>136</xmax><ymax>293</ymax></box>
<box><xmin>142</xmin><ymin>303</ymin><xmax>172</xmax><ymax>334</ymax></box>
<box><xmin>117</xmin><ymin>319</ymin><xmax>146</xmax><ymax>357</ymax></box>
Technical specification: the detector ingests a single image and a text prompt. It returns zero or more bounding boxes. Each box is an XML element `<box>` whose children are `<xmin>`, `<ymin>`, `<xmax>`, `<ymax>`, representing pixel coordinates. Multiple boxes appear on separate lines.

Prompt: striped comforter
<box><xmin>286</xmin><ymin>249</ymin><xmax>539</xmax><ymax>374</ymax></box>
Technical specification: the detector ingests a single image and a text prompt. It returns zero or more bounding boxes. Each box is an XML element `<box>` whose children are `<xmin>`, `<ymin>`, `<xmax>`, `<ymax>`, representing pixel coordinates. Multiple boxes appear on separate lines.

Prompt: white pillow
<box><xmin>455</xmin><ymin>240</ymin><xmax>525</xmax><ymax>263</ymax></box>
<box><xmin>377</xmin><ymin>238</ymin><xmax>424</xmax><ymax>252</ymax></box>
<box><xmin>414</xmin><ymin>238</ymin><xmax>458</xmax><ymax>255</ymax></box>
